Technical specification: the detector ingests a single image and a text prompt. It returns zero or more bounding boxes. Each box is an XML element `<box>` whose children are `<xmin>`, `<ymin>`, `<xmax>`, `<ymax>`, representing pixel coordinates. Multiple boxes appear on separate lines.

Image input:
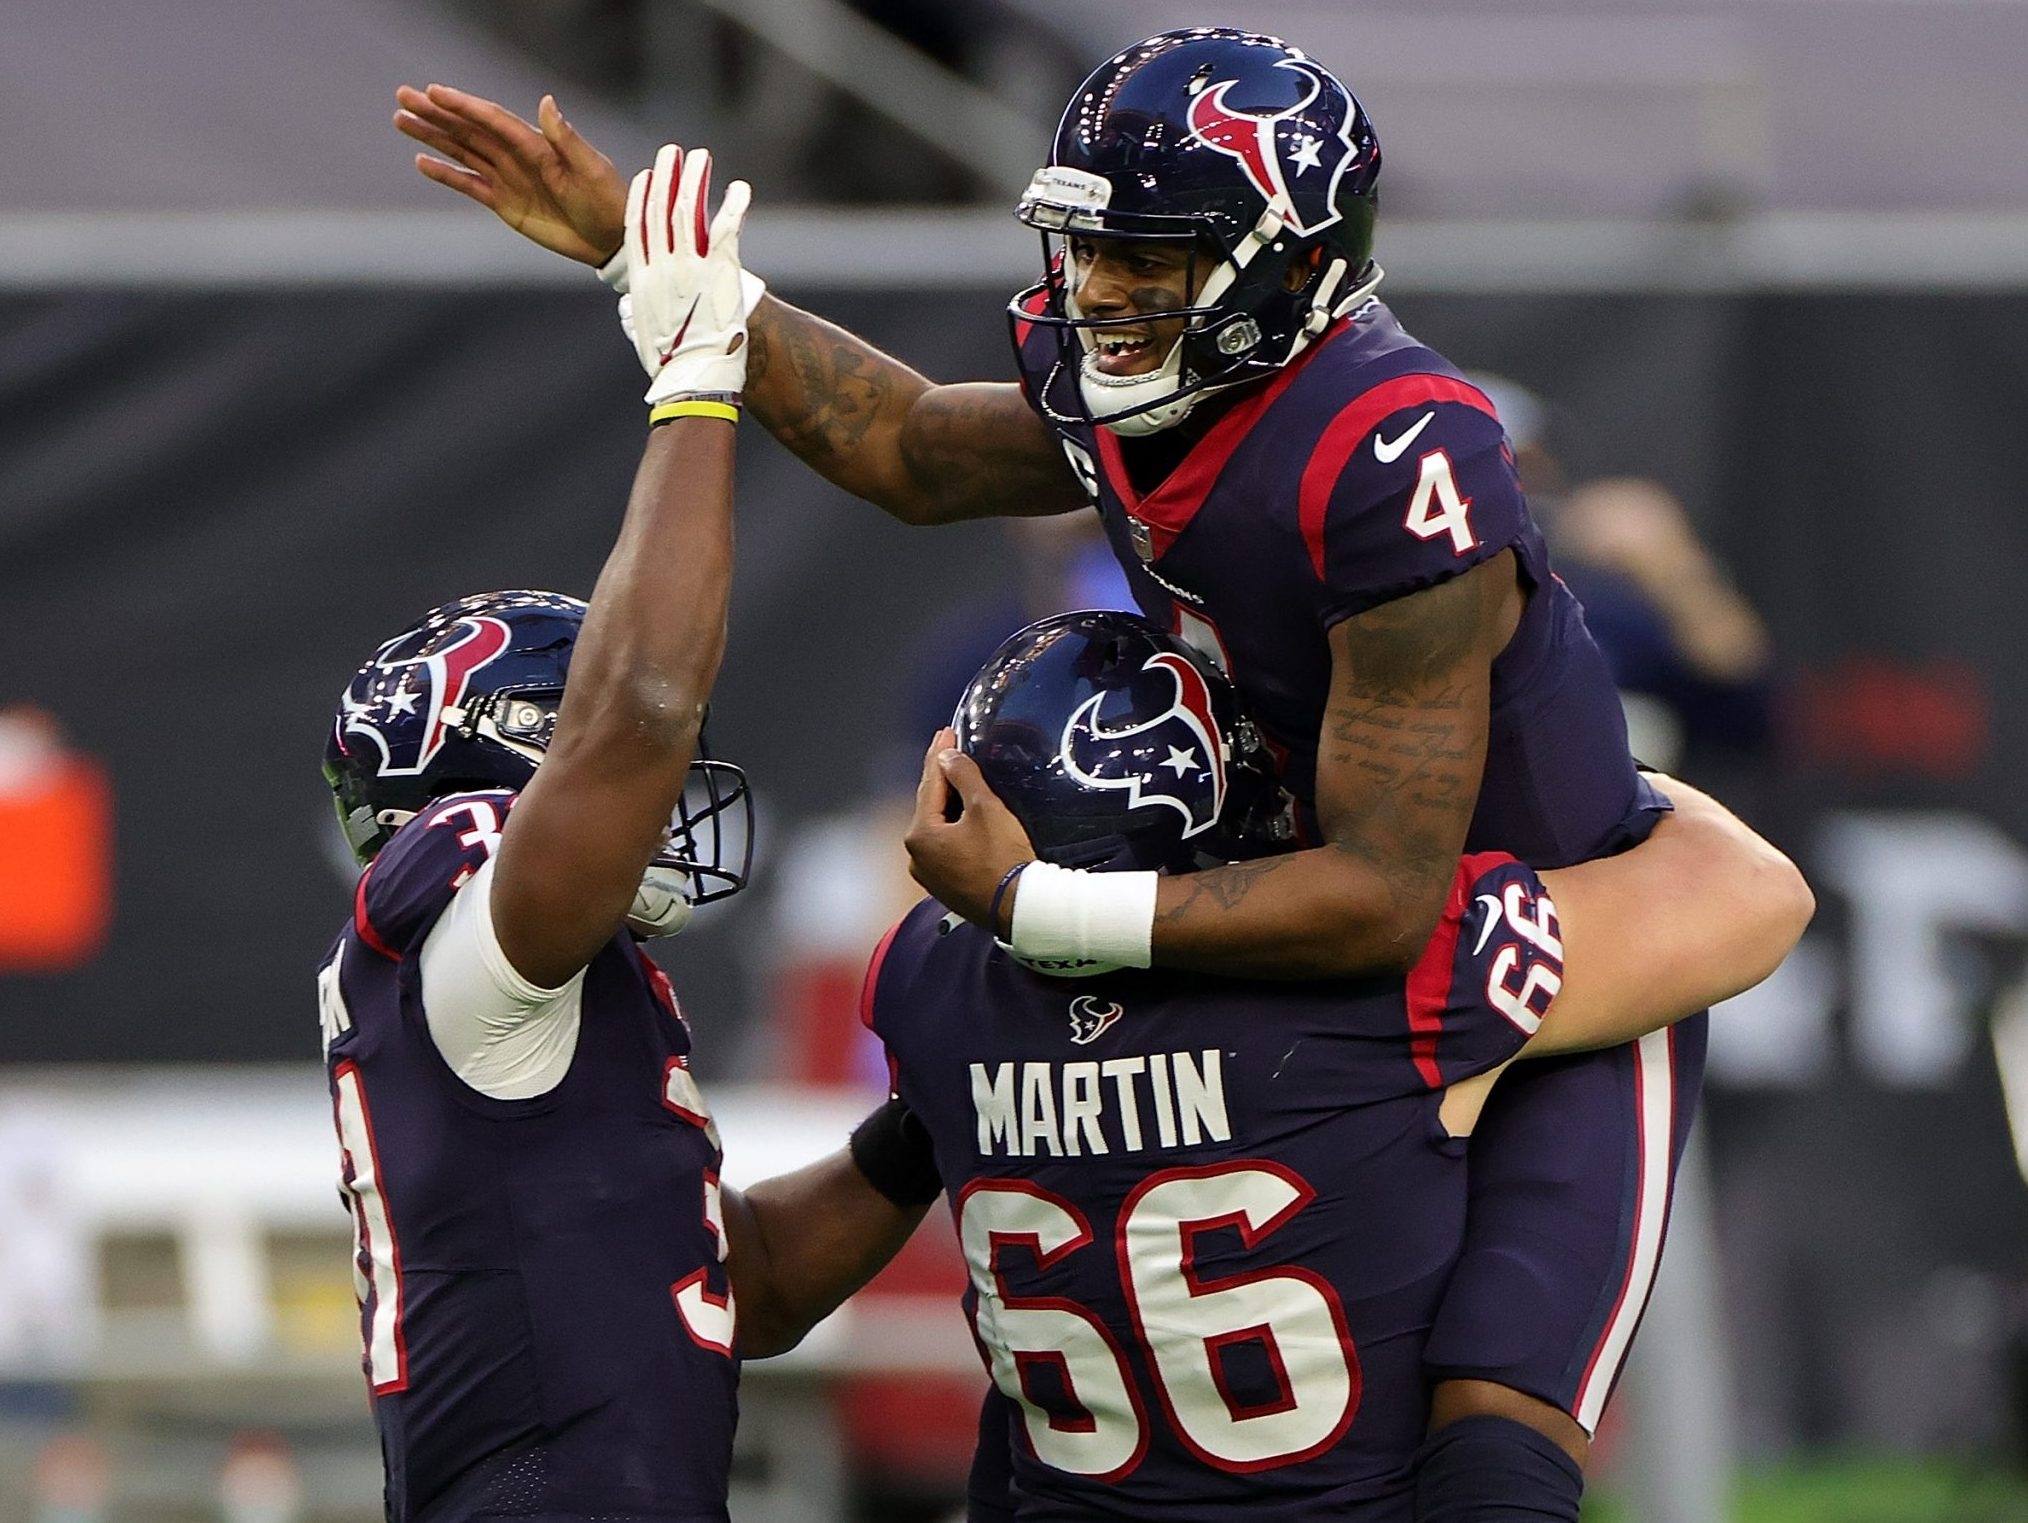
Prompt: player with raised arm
<box><xmin>726</xmin><ymin>610</ymin><xmax>1811</xmax><ymax>1520</ymax></box>
<box><xmin>395</xmin><ymin>29</ymin><xmax>1736</xmax><ymax>1512</ymax></box>
<box><xmin>318</xmin><ymin>146</ymin><xmax>759</xmax><ymax>1522</ymax></box>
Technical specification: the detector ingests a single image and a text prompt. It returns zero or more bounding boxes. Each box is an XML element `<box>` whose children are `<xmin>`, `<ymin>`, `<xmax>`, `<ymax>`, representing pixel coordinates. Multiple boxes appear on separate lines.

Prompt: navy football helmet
<box><xmin>954</xmin><ymin>610</ymin><xmax>1291</xmax><ymax>872</ymax></box>
<box><xmin>1011</xmin><ymin>28</ymin><xmax>1382</xmax><ymax>435</ymax></box>
<box><xmin>323</xmin><ymin>589</ymin><xmax>752</xmax><ymax>912</ymax></box>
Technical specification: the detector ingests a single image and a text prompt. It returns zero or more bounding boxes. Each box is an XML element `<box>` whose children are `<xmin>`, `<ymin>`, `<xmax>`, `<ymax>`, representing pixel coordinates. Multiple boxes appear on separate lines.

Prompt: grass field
<box><xmin>1584</xmin><ymin>1458</ymin><xmax>2028</xmax><ymax>1523</ymax></box>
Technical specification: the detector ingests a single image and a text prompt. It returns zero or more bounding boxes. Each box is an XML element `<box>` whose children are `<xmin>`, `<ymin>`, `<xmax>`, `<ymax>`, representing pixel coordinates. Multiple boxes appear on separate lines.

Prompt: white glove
<box><xmin>602</xmin><ymin>242</ymin><xmax>767</xmax><ymax>315</ymax></box>
<box><xmin>623</xmin><ymin>143</ymin><xmax>752</xmax><ymax>409</ymax></box>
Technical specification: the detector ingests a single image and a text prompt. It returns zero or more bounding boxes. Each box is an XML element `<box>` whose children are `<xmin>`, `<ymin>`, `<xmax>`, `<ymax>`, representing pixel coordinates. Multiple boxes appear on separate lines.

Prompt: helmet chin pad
<box><xmin>1079</xmin><ymin>346</ymin><xmax>1199</xmax><ymax>437</ymax></box>
<box><xmin>626</xmin><ymin>865</ymin><xmax>696</xmax><ymax>938</ymax></box>
<box><xmin>1073</xmin><ymin>255</ymin><xmax>1241</xmax><ymax>437</ymax></box>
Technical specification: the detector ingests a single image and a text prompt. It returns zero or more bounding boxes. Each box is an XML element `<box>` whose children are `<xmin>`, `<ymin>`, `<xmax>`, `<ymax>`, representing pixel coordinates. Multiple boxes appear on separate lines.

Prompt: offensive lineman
<box><xmin>398</xmin><ymin>27</ymin><xmax>1737</xmax><ymax>1516</ymax></box>
<box><xmin>746</xmin><ymin>610</ymin><xmax>1811</xmax><ymax>1520</ymax></box>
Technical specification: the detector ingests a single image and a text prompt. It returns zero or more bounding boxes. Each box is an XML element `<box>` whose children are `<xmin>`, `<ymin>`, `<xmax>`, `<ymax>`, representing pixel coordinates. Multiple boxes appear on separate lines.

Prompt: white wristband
<box><xmin>1005</xmin><ymin>862</ymin><xmax>1157</xmax><ymax>978</ymax></box>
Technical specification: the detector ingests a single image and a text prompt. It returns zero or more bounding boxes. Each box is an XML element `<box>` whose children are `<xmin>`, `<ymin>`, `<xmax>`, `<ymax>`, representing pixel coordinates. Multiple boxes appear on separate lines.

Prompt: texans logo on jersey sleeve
<box><xmin>1060</xmin><ymin>652</ymin><xmax>1227</xmax><ymax>838</ymax></box>
<box><xmin>1186</xmin><ymin>58</ymin><xmax>1364</xmax><ymax>237</ymax></box>
<box><xmin>339</xmin><ymin>616</ymin><xmax>512</xmax><ymax>777</ymax></box>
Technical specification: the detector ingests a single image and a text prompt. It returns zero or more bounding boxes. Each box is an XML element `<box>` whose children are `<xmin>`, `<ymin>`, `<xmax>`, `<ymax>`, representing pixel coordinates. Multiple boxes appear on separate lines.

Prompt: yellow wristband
<box><xmin>649</xmin><ymin>399</ymin><xmax>741</xmax><ymax>427</ymax></box>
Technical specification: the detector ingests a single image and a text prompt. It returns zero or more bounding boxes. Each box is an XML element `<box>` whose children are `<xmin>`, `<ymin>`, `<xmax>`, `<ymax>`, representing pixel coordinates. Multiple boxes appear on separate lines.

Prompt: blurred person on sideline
<box><xmin>398</xmin><ymin>27</ymin><xmax>1709</xmax><ymax>1514</ymax></box>
<box><xmin>1472</xmin><ymin>375</ymin><xmax>1775</xmax><ymax>781</ymax></box>
<box><xmin>726</xmin><ymin>609</ymin><xmax>1811</xmax><ymax>1520</ymax></box>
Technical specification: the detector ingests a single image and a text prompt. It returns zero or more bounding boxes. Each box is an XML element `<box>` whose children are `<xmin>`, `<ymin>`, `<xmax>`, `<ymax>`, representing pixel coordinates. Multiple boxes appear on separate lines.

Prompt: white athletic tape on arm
<box><xmin>1005</xmin><ymin>861</ymin><xmax>1157</xmax><ymax>978</ymax></box>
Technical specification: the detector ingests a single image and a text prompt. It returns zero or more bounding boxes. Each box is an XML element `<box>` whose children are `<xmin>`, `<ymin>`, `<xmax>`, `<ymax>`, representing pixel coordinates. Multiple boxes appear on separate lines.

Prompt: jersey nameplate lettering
<box><xmin>972</xmin><ymin>1051</ymin><xmax>1231</xmax><ymax>1157</ymax></box>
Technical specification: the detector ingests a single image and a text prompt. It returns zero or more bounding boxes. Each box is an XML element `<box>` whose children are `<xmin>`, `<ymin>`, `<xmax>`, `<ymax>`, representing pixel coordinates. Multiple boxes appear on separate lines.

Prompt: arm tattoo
<box><xmin>1316</xmin><ymin>557</ymin><xmax>1506</xmax><ymax>915</ymax></box>
<box><xmin>899</xmin><ymin>385</ymin><xmax>1085</xmax><ymax>520</ymax></box>
<box><xmin>1154</xmin><ymin>556</ymin><xmax>1509</xmax><ymax>946</ymax></box>
<box><xmin>746</xmin><ymin>304</ymin><xmax>898</xmax><ymax>472</ymax></box>
<box><xmin>1152</xmin><ymin>854</ymin><xmax>1284</xmax><ymax>925</ymax></box>
<box><xmin>745</xmin><ymin>297</ymin><xmax>1080</xmax><ymax>522</ymax></box>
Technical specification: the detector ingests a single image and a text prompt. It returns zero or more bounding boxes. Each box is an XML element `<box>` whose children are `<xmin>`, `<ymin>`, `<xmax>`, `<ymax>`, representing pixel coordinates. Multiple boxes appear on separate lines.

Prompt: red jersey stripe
<box><xmin>1297</xmin><ymin>374</ymin><xmax>1499</xmax><ymax>580</ymax></box>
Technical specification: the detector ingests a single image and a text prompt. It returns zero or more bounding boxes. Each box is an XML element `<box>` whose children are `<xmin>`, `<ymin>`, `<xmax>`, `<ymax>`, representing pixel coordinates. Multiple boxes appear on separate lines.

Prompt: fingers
<box><xmin>394</xmin><ymin>84</ymin><xmax>544</xmax><ymax>177</ymax></box>
<box><xmin>539</xmin><ymin>94</ymin><xmax>616</xmax><ymax>175</ymax></box>
<box><xmin>626</xmin><ymin>161</ymin><xmax>653</xmax><ymax>265</ymax></box>
<box><xmin>422</xmin><ymin>83</ymin><xmax>545</xmax><ymax>153</ymax></box>
<box><xmin>412</xmin><ymin>153</ymin><xmax>496</xmax><ymax>208</ymax></box>
<box><xmin>709</xmin><ymin>179</ymin><xmax>752</xmax><ymax>259</ymax></box>
<box><xmin>676</xmin><ymin>147</ymin><xmax>712</xmax><ymax>257</ymax></box>
<box><xmin>648</xmin><ymin>143</ymin><xmax>683</xmax><ymax>258</ymax></box>
<box><xmin>911</xmin><ymin>732</ymin><xmax>954</xmax><ymax>833</ymax></box>
<box><xmin>938</xmin><ymin>749</ymin><xmax>997</xmax><ymax>815</ymax></box>
<box><xmin>394</xmin><ymin>89</ymin><xmax>502</xmax><ymax>173</ymax></box>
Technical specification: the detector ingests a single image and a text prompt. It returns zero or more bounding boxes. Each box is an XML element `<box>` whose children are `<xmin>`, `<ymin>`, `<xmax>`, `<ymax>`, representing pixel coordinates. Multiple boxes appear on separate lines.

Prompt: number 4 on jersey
<box><xmin>1402</xmin><ymin>450</ymin><xmax>1478</xmax><ymax>556</ymax></box>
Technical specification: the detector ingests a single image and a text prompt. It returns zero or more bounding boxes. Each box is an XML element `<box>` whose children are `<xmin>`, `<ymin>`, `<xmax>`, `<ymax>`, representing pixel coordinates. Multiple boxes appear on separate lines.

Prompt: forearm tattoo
<box><xmin>746</xmin><ymin>304</ymin><xmax>899</xmax><ymax>472</ymax></box>
<box><xmin>1154</xmin><ymin>556</ymin><xmax>1507</xmax><ymax>941</ymax></box>
<box><xmin>1317</xmin><ymin>560</ymin><xmax>1501</xmax><ymax>912</ymax></box>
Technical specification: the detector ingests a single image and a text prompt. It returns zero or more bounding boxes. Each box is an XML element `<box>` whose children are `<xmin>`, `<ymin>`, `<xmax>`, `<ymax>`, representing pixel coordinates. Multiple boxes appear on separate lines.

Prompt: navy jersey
<box><xmin>318</xmin><ymin>790</ymin><xmax>738</xmax><ymax>1523</ymax></box>
<box><xmin>867</xmin><ymin>854</ymin><xmax>1566</xmax><ymax>1519</ymax></box>
<box><xmin>1015</xmin><ymin>300</ymin><xmax>1662</xmax><ymax>867</ymax></box>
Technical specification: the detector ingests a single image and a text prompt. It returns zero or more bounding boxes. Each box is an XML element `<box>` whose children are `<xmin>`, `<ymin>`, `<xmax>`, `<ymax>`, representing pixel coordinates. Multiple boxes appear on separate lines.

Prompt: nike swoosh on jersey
<box><xmin>1471</xmin><ymin>894</ymin><xmax>1504</xmax><ymax>957</ymax></box>
<box><xmin>1373</xmin><ymin>410</ymin><xmax>1436</xmax><ymax>463</ymax></box>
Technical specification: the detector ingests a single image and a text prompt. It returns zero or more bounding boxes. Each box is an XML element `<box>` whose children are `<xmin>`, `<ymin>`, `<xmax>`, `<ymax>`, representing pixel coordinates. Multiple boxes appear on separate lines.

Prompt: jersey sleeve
<box><xmin>1404</xmin><ymin>851</ymin><xmax>1567</xmax><ymax>1087</ymax></box>
<box><xmin>350</xmin><ymin>789</ymin><xmax>515</xmax><ymax>960</ymax></box>
<box><xmin>858</xmin><ymin>912</ymin><xmax>916</xmax><ymax>1096</ymax></box>
<box><xmin>1298</xmin><ymin>377</ymin><xmax>1530</xmax><ymax>626</ymax></box>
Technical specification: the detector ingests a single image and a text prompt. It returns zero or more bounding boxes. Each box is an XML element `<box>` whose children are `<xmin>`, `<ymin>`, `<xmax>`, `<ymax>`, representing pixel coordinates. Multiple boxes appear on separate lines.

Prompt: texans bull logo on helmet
<box><xmin>1185</xmin><ymin>57</ymin><xmax>1364</xmax><ymax>238</ymax></box>
<box><xmin>338</xmin><ymin>616</ymin><xmax>512</xmax><ymax>777</ymax></box>
<box><xmin>1060</xmin><ymin>651</ymin><xmax>1228</xmax><ymax>837</ymax></box>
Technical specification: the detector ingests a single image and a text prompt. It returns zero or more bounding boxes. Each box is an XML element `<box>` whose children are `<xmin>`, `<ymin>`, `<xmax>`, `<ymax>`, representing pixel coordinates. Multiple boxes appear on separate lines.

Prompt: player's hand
<box><xmin>395</xmin><ymin>85</ymin><xmax>626</xmax><ymax>266</ymax></box>
<box><xmin>625</xmin><ymin>145</ymin><xmax>752</xmax><ymax>404</ymax></box>
<box><xmin>905</xmin><ymin>729</ymin><xmax>1036</xmax><ymax>931</ymax></box>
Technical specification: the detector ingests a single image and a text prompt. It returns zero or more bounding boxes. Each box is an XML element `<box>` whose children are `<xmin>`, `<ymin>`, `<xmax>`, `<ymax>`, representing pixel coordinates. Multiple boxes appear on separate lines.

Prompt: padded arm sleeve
<box><xmin>418</xmin><ymin>856</ymin><xmax>586</xmax><ymax>1100</ymax></box>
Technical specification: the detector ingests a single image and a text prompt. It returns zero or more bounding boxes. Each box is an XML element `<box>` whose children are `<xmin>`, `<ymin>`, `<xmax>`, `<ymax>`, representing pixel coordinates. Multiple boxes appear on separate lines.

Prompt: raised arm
<box><xmin>489</xmin><ymin>148</ymin><xmax>746</xmax><ymax>988</ymax></box>
<box><xmin>1526</xmin><ymin>778</ymin><xmax>1812</xmax><ymax>1054</ymax></box>
<box><xmin>395</xmin><ymin>84</ymin><xmax>1083</xmax><ymax>526</ymax></box>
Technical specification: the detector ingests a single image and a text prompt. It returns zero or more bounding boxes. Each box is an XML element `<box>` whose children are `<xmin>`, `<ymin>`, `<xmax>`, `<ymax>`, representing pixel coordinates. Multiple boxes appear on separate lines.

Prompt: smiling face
<box><xmin>1066</xmin><ymin>234</ymin><xmax>1324</xmax><ymax>378</ymax></box>
<box><xmin>1067</xmin><ymin>235</ymin><xmax>1203</xmax><ymax>376</ymax></box>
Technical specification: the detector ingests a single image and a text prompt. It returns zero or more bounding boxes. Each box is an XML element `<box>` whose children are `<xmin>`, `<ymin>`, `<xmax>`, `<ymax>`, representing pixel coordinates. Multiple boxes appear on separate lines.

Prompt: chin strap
<box><xmin>626</xmin><ymin>865</ymin><xmax>696</xmax><ymax>937</ymax></box>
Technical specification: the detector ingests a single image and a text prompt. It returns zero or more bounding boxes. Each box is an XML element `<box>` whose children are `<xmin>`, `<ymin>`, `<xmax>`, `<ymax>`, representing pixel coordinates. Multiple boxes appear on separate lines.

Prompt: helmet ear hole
<box><xmin>1282</xmin><ymin>246</ymin><xmax>1324</xmax><ymax>293</ymax></box>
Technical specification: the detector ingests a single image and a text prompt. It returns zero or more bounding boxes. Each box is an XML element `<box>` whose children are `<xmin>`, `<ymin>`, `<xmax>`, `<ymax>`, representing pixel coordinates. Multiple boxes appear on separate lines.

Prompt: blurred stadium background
<box><xmin>4</xmin><ymin>0</ymin><xmax>2027</xmax><ymax>1518</ymax></box>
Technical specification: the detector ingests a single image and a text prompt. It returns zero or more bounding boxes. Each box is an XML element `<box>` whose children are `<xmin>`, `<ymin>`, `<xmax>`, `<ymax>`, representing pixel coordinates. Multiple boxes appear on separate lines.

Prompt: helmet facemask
<box><xmin>325</xmin><ymin>590</ymin><xmax>755</xmax><ymax>938</ymax></box>
<box><xmin>1013</xmin><ymin>170</ymin><xmax>1380</xmax><ymax>437</ymax></box>
<box><xmin>1010</xmin><ymin>29</ymin><xmax>1383</xmax><ymax>435</ymax></box>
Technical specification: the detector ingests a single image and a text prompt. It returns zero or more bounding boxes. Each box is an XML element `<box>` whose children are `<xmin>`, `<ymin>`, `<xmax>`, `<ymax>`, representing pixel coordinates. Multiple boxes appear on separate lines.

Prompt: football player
<box><xmin>318</xmin><ymin>146</ymin><xmax>763</xmax><ymax>1522</ymax></box>
<box><xmin>395</xmin><ymin>27</ymin><xmax>1753</xmax><ymax>1513</ymax></box>
<box><xmin>727</xmin><ymin>610</ymin><xmax>1810</xmax><ymax>1521</ymax></box>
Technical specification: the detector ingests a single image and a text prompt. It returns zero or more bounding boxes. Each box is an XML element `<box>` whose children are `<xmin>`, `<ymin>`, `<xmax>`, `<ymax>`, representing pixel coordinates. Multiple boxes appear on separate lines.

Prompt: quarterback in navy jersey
<box><xmin>845</xmin><ymin>612</ymin><xmax>1809</xmax><ymax>1520</ymax></box>
<box><xmin>397</xmin><ymin>25</ymin><xmax>1756</xmax><ymax>1502</ymax></box>
<box><xmin>319</xmin><ymin>148</ymin><xmax>761</xmax><ymax>1523</ymax></box>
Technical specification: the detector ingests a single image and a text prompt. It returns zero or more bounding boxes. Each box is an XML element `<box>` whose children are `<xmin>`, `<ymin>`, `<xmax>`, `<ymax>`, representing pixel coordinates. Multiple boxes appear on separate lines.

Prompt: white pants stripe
<box><xmin>1573</xmin><ymin>1027</ymin><xmax>1676</xmax><ymax>1433</ymax></box>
